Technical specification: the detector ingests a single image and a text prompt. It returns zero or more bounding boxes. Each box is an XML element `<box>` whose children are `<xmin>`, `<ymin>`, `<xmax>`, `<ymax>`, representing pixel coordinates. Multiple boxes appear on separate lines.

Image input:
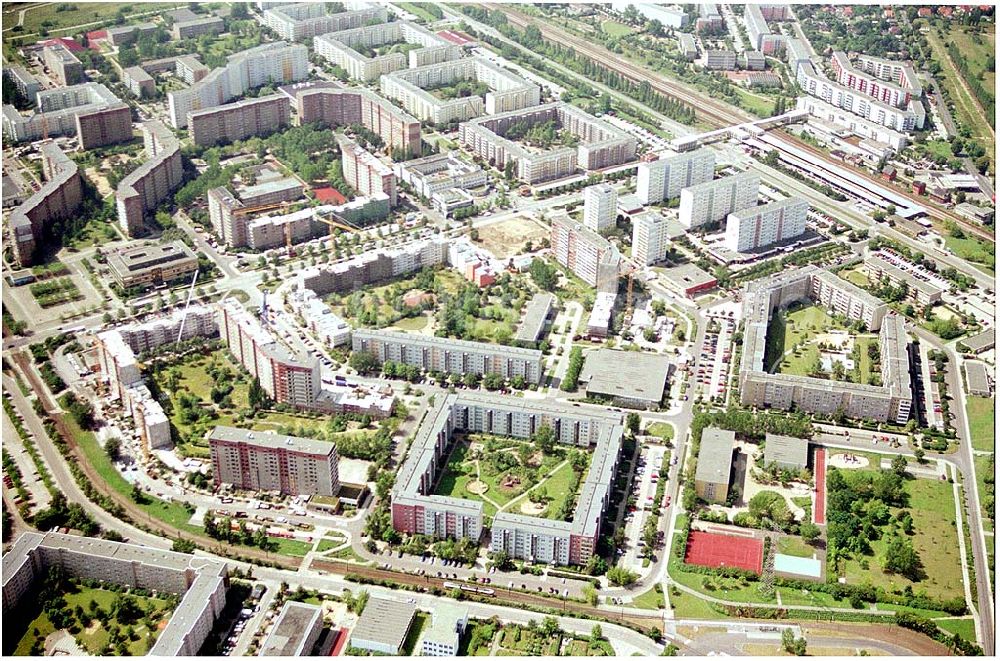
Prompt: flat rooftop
<box><xmin>580</xmin><ymin>349</ymin><xmax>671</xmax><ymax>404</ymax></box>
<box><xmin>107</xmin><ymin>241</ymin><xmax>197</xmax><ymax>274</ymax></box>
<box><xmin>259</xmin><ymin>601</ymin><xmax>323</xmax><ymax>656</ymax></box>
<box><xmin>351</xmin><ymin>597</ymin><xmax>416</xmax><ymax>651</ymax></box>
<box><xmin>695</xmin><ymin>427</ymin><xmax>735</xmax><ymax>485</ymax></box>
<box><xmin>514</xmin><ymin>292</ymin><xmax>556</xmax><ymax>343</ymax></box>
<box><xmin>208</xmin><ymin>425</ymin><xmax>337</xmax><ymax>457</ymax></box>
<box><xmin>965</xmin><ymin>360</ymin><xmax>991</xmax><ymax>395</ymax></box>
<box><xmin>763</xmin><ymin>433</ymin><xmax>809</xmax><ymax>468</ymax></box>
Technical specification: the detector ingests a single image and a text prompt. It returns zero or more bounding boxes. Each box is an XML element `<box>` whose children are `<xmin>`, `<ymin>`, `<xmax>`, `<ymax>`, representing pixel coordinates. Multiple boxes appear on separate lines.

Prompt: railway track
<box><xmin>494</xmin><ymin>6</ymin><xmax>994</xmax><ymax>243</ymax></box>
<box><xmin>310</xmin><ymin>557</ymin><xmax>664</xmax><ymax>631</ymax></box>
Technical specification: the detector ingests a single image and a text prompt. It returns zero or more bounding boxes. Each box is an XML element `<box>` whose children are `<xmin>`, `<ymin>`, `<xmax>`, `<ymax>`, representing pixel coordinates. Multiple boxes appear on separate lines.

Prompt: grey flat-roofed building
<box><xmin>678</xmin><ymin>32</ymin><xmax>697</xmax><ymax>60</ymax></box>
<box><xmin>515</xmin><ymin>292</ymin><xmax>556</xmax><ymax>345</ymax></box>
<box><xmin>964</xmin><ymin>361</ymin><xmax>992</xmax><ymax>397</ymax></box>
<box><xmin>695</xmin><ymin>427</ymin><xmax>735</xmax><ymax>503</ymax></box>
<box><xmin>107</xmin><ymin>240</ymin><xmax>198</xmax><ymax>288</ymax></box>
<box><xmin>763</xmin><ymin>433</ymin><xmax>809</xmax><ymax>471</ymax></box>
<box><xmin>123</xmin><ymin>65</ymin><xmax>156</xmax><ymax>98</ymax></box>
<box><xmin>962</xmin><ymin>329</ymin><xmax>995</xmax><ymax>354</ymax></box>
<box><xmin>259</xmin><ymin>601</ymin><xmax>324</xmax><ymax>656</ymax></box>
<box><xmin>580</xmin><ymin>349</ymin><xmax>671</xmax><ymax>409</ymax></box>
<box><xmin>4</xmin><ymin>65</ymin><xmax>41</xmax><ymax>100</ymax></box>
<box><xmin>350</xmin><ymin>598</ymin><xmax>416</xmax><ymax>655</ymax></box>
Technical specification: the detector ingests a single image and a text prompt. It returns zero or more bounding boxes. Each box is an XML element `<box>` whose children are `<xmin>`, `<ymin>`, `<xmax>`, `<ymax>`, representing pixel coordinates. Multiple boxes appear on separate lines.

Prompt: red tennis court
<box><xmin>684</xmin><ymin>530</ymin><xmax>763</xmax><ymax>573</ymax></box>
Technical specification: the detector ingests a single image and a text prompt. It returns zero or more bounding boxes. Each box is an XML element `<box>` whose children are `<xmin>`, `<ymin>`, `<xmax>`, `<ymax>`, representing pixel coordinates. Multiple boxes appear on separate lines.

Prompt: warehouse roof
<box><xmin>580</xmin><ymin>349</ymin><xmax>671</xmax><ymax>404</ymax></box>
<box><xmin>350</xmin><ymin>598</ymin><xmax>416</xmax><ymax>652</ymax></box>
<box><xmin>259</xmin><ymin>602</ymin><xmax>323</xmax><ymax>656</ymax></box>
<box><xmin>763</xmin><ymin>433</ymin><xmax>809</xmax><ymax>470</ymax></box>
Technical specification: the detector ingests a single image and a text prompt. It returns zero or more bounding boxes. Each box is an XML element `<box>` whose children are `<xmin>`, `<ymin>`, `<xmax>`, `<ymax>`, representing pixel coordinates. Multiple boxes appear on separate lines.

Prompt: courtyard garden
<box><xmin>433</xmin><ymin>427</ymin><xmax>590</xmax><ymax>521</ymax></box>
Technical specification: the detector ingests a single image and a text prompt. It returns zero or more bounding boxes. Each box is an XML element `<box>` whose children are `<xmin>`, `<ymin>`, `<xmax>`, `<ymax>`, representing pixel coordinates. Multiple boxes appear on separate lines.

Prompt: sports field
<box><xmin>684</xmin><ymin>530</ymin><xmax>763</xmax><ymax>573</ymax></box>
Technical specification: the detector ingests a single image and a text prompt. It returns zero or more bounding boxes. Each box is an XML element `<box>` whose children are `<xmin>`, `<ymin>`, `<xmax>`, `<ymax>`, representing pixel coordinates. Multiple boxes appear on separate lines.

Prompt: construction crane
<box><xmin>623</xmin><ymin>263</ymin><xmax>638</xmax><ymax>325</ymax></box>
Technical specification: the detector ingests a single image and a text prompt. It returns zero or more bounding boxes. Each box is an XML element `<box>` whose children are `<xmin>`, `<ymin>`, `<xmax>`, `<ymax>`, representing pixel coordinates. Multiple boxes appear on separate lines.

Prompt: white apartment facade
<box><xmin>724</xmin><ymin>196</ymin><xmax>809</xmax><ymax>252</ymax></box>
<box><xmin>678</xmin><ymin>171</ymin><xmax>760</xmax><ymax>229</ymax></box>
<box><xmin>636</xmin><ymin>147</ymin><xmax>716</xmax><ymax>205</ymax></box>
<box><xmin>582</xmin><ymin>183</ymin><xmax>617</xmax><ymax>233</ymax></box>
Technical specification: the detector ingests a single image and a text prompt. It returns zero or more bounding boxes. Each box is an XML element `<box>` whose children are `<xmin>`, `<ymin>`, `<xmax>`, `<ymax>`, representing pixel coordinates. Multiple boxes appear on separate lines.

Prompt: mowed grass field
<box><xmin>966</xmin><ymin>396</ymin><xmax>995</xmax><ymax>452</ymax></box>
<box><xmin>601</xmin><ymin>20</ymin><xmax>634</xmax><ymax>37</ymax></box>
<box><xmin>950</xmin><ymin>25</ymin><xmax>996</xmax><ymax>111</ymax></box>
<box><xmin>842</xmin><ymin>477</ymin><xmax>964</xmax><ymax>601</ymax></box>
<box><xmin>945</xmin><ymin>233</ymin><xmax>995</xmax><ymax>274</ymax></box>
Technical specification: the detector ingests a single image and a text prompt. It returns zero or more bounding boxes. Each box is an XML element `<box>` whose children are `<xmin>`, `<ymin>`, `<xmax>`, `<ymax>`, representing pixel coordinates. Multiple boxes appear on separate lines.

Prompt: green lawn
<box><xmin>396</xmin><ymin>2</ymin><xmax>442</xmax><ymax>23</ymax></box>
<box><xmin>316</xmin><ymin>537</ymin><xmax>346</xmax><ymax>553</ymax></box>
<box><xmin>841</xmin><ymin>477</ymin><xmax>964</xmax><ymax>601</ymax></box>
<box><xmin>770</xmin><ymin>304</ymin><xmax>864</xmax><ymax>380</ymax></box>
<box><xmin>13</xmin><ymin>584</ymin><xmax>172</xmax><ymax>656</ymax></box>
<box><xmin>945</xmin><ymin>234</ymin><xmax>995</xmax><ymax>273</ymax></box>
<box><xmin>840</xmin><ymin>267</ymin><xmax>870</xmax><ymax>288</ymax></box>
<box><xmin>922</xmin><ymin>139</ymin><xmax>956</xmax><ymax>161</ymax></box>
<box><xmin>12</xmin><ymin>3</ymin><xmax>165</xmax><ymax>37</ymax></box>
<box><xmin>966</xmin><ymin>396</ymin><xmax>995</xmax><ymax>452</ymax></box>
<box><xmin>934</xmin><ymin>617</ymin><xmax>978</xmax><ymax>644</ymax></box>
<box><xmin>951</xmin><ymin>25</ymin><xmax>995</xmax><ymax>108</ymax></box>
<box><xmin>391</xmin><ymin>314</ymin><xmax>430</xmax><ymax>331</ymax></box>
<box><xmin>733</xmin><ymin>87</ymin><xmax>777</xmax><ymax>118</ymax></box>
<box><xmin>631</xmin><ymin>587</ymin><xmax>664</xmax><ymax>610</ymax></box>
<box><xmin>271</xmin><ymin>537</ymin><xmax>313</xmax><ymax>557</ymax></box>
<box><xmin>646</xmin><ymin>422</ymin><xmax>675</xmax><ymax>441</ymax></box>
<box><xmin>974</xmin><ymin>454</ymin><xmax>994</xmax><ymax>534</ymax></box>
<box><xmin>777</xmin><ymin>536</ymin><xmax>816</xmax><ymax>558</ymax></box>
<box><xmin>325</xmin><ymin>545</ymin><xmax>371</xmax><ymax>564</ymax></box>
<box><xmin>667</xmin><ymin>590</ymin><xmax>727</xmax><ymax>619</ymax></box>
<box><xmin>402</xmin><ymin>612</ymin><xmax>431</xmax><ymax>656</ymax></box>
<box><xmin>601</xmin><ymin>20</ymin><xmax>634</xmax><ymax>37</ymax></box>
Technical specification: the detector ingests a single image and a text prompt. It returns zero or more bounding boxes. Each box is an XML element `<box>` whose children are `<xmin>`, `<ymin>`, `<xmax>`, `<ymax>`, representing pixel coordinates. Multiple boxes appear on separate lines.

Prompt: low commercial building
<box><xmin>349</xmin><ymin>598</ymin><xmax>416</xmax><ymax>655</ymax></box>
<box><xmin>116</xmin><ymin>120</ymin><xmax>183</xmax><ymax>236</ymax></box>
<box><xmin>432</xmin><ymin>187</ymin><xmax>475</xmax><ymax>217</ymax></box>
<box><xmin>420</xmin><ymin>604</ymin><xmax>468</xmax><ymax>657</ymax></box>
<box><xmin>679</xmin><ymin>172</ymin><xmax>759</xmax><ymax>229</ymax></box>
<box><xmin>550</xmin><ymin>213</ymin><xmax>621</xmax><ymax>293</ymax></box>
<box><xmin>316</xmin><ymin>20</ymin><xmax>461</xmax><ymax>82</ymax></box>
<box><xmin>123</xmin><ymin>66</ymin><xmax>156</xmax><ymax>98</ymax></box>
<box><xmin>955</xmin><ymin>203</ymin><xmax>994</xmax><ymax>225</ymax></box>
<box><xmin>380</xmin><ymin>56</ymin><xmax>539</xmax><ymax>125</ymax></box>
<box><xmin>514</xmin><ymin>292</ymin><xmax>556</xmax><ymax>347</ymax></box>
<box><xmin>694</xmin><ymin>427</ymin><xmax>734</xmax><ymax>503</ymax></box>
<box><xmin>724</xmin><ymin>196</ymin><xmax>809</xmax><ymax>252</ymax></box>
<box><xmin>704</xmin><ymin>49</ymin><xmax>737</xmax><ymax>70</ymax></box>
<box><xmin>636</xmin><ymin>148</ymin><xmax>715</xmax><ymax>205</ymax></box>
<box><xmin>295</xmin><ymin>86</ymin><xmax>422</xmax><ymax>158</ymax></box>
<box><xmin>107</xmin><ymin>240</ymin><xmax>199</xmax><ymax>289</ymax></box>
<box><xmin>961</xmin><ymin>329</ymin><xmax>995</xmax><ymax>355</ymax></box>
<box><xmin>43</xmin><ymin>42</ymin><xmax>84</xmax><ymax>86</ymax></box>
<box><xmin>658</xmin><ymin>262</ymin><xmax>718</xmax><ymax>298</ymax></box>
<box><xmin>263</xmin><ymin>3</ymin><xmax>387</xmax><ymax>42</ymax></box>
<box><xmin>259</xmin><ymin>602</ymin><xmax>324</xmax><ymax>656</ymax></box>
<box><xmin>3</xmin><ymin>532</ymin><xmax>228</xmax><ymax>657</ymax></box>
<box><xmin>580</xmin><ymin>349</ymin><xmax>671</xmax><ymax>409</ymax></box>
<box><xmin>763</xmin><ymin>434</ymin><xmax>809</xmax><ymax>471</ymax></box>
<box><xmin>352</xmin><ymin>329</ymin><xmax>544</xmax><ymax>383</ymax></box>
<box><xmin>172</xmin><ymin>14</ymin><xmax>224</xmax><ymax>40</ymax></box>
<box><xmin>394</xmin><ymin>152</ymin><xmax>486</xmax><ymax>199</ymax></box>
<box><xmin>964</xmin><ymin>361</ymin><xmax>992</xmax><ymax>398</ymax></box>
<box><xmin>187</xmin><ymin>94</ymin><xmax>290</xmax><ymax>147</ymax></box>
<box><xmin>458</xmin><ymin>102</ymin><xmax>636</xmax><ymax>184</ymax></box>
<box><xmin>209</xmin><ymin>426</ymin><xmax>340</xmax><ymax>496</ymax></box>
<box><xmin>8</xmin><ymin>141</ymin><xmax>82</xmax><ymax>267</ymax></box>
<box><xmin>3</xmin><ymin>82</ymin><xmax>131</xmax><ymax>148</ymax></box>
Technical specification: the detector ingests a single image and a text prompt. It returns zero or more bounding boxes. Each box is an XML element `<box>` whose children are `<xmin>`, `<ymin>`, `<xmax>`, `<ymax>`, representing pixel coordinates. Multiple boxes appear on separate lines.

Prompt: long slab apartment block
<box><xmin>315</xmin><ymin>20</ymin><xmax>461</xmax><ymax>82</ymax></box>
<box><xmin>188</xmin><ymin>94</ymin><xmax>291</xmax><ymax>147</ymax></box>
<box><xmin>723</xmin><ymin>196</ymin><xmax>809</xmax><ymax>252</ymax></box>
<box><xmin>3</xmin><ymin>82</ymin><xmax>132</xmax><ymax>148</ymax></box>
<box><xmin>264</xmin><ymin>3</ymin><xmax>388</xmax><ymax>41</ymax></box>
<box><xmin>8</xmin><ymin>142</ymin><xmax>82</xmax><ymax>267</ymax></box>
<box><xmin>380</xmin><ymin>56</ymin><xmax>540</xmax><ymax>125</ymax></box>
<box><xmin>738</xmin><ymin>265</ymin><xmax>912</xmax><ymax>423</ymax></box>
<box><xmin>458</xmin><ymin>102</ymin><xmax>637</xmax><ymax>185</ymax></box>
<box><xmin>351</xmin><ymin>329</ymin><xmax>544</xmax><ymax>383</ymax></box>
<box><xmin>294</xmin><ymin>86</ymin><xmax>422</xmax><ymax>158</ymax></box>
<box><xmin>297</xmin><ymin>238</ymin><xmax>446</xmax><ymax>295</ymax></box>
<box><xmin>116</xmin><ymin>120</ymin><xmax>183</xmax><ymax>237</ymax></box>
<box><xmin>167</xmin><ymin>42</ymin><xmax>308</xmax><ymax>128</ymax></box>
<box><xmin>391</xmin><ymin>393</ymin><xmax>623</xmax><ymax>566</ymax></box>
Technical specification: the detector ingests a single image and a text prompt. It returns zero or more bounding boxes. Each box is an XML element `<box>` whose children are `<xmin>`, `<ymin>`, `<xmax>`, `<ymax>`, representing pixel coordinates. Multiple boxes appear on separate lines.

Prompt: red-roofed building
<box><xmin>313</xmin><ymin>187</ymin><xmax>347</xmax><ymax>204</ymax></box>
<box><xmin>86</xmin><ymin>30</ymin><xmax>107</xmax><ymax>50</ymax></box>
<box><xmin>937</xmin><ymin>6</ymin><xmax>954</xmax><ymax>17</ymax></box>
<box><xmin>917</xmin><ymin>7</ymin><xmax>933</xmax><ymax>17</ymax></box>
<box><xmin>40</xmin><ymin>37</ymin><xmax>85</xmax><ymax>52</ymax></box>
<box><xmin>436</xmin><ymin>30</ymin><xmax>475</xmax><ymax>46</ymax></box>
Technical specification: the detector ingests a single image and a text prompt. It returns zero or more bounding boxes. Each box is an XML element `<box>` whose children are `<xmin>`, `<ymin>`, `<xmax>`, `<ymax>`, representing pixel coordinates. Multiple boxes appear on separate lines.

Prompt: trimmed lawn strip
<box><xmin>934</xmin><ymin>617</ymin><xmax>978</xmax><ymax>644</ymax></box>
<box><xmin>631</xmin><ymin>586</ymin><xmax>664</xmax><ymax>610</ymax></box>
<box><xmin>965</xmin><ymin>396</ymin><xmax>995</xmax><ymax>452</ymax></box>
<box><xmin>668</xmin><ymin>590</ymin><xmax>727</xmax><ymax>619</ymax></box>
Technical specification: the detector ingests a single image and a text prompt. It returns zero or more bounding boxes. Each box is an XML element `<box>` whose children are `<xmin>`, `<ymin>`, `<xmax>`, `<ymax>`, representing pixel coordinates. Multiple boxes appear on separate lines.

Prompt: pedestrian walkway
<box><xmin>813</xmin><ymin>448</ymin><xmax>826</xmax><ymax>525</ymax></box>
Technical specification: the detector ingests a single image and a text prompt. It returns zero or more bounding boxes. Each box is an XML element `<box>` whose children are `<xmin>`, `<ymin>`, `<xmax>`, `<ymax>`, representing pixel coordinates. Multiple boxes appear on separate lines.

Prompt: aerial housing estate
<box><xmin>738</xmin><ymin>266</ymin><xmax>913</xmax><ymax>423</ymax></box>
<box><xmin>116</xmin><ymin>120</ymin><xmax>184</xmax><ymax>237</ymax></box>
<box><xmin>315</xmin><ymin>20</ymin><xmax>461</xmax><ymax>82</ymax></box>
<box><xmin>263</xmin><ymin>3</ymin><xmax>388</xmax><ymax>41</ymax></box>
<box><xmin>3</xmin><ymin>82</ymin><xmax>132</xmax><ymax>148</ymax></box>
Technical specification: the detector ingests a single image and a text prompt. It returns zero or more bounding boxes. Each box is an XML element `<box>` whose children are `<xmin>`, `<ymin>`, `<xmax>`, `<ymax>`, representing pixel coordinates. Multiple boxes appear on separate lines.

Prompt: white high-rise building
<box><xmin>678</xmin><ymin>172</ymin><xmax>759</xmax><ymax>229</ymax></box>
<box><xmin>636</xmin><ymin>148</ymin><xmax>716</xmax><ymax>205</ymax></box>
<box><xmin>724</xmin><ymin>197</ymin><xmax>809</xmax><ymax>252</ymax></box>
<box><xmin>582</xmin><ymin>184</ymin><xmax>617</xmax><ymax>232</ymax></box>
<box><xmin>632</xmin><ymin>212</ymin><xmax>670</xmax><ymax>266</ymax></box>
